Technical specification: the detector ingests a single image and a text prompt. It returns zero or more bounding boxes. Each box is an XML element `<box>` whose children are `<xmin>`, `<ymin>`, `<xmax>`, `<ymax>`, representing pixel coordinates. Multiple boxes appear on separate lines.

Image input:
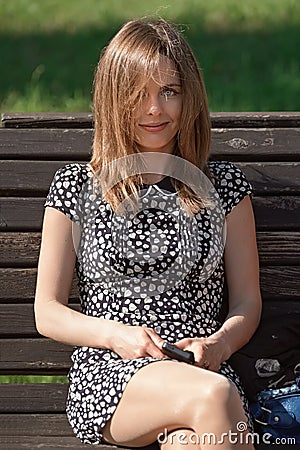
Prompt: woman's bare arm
<box><xmin>34</xmin><ymin>206</ymin><xmax>122</xmax><ymax>348</ymax></box>
<box><xmin>34</xmin><ymin>206</ymin><xmax>165</xmax><ymax>358</ymax></box>
<box><xmin>175</xmin><ymin>195</ymin><xmax>262</xmax><ymax>370</ymax></box>
<box><xmin>213</xmin><ymin>194</ymin><xmax>262</xmax><ymax>359</ymax></box>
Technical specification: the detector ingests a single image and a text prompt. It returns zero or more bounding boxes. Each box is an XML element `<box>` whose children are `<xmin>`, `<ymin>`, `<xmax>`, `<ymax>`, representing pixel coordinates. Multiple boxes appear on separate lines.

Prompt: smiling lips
<box><xmin>139</xmin><ymin>122</ymin><xmax>169</xmax><ymax>132</ymax></box>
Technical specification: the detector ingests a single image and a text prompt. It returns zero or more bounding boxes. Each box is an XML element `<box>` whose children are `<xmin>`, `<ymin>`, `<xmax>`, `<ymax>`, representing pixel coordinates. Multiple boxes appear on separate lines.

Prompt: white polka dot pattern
<box><xmin>44</xmin><ymin>161</ymin><xmax>253</xmax><ymax>444</ymax></box>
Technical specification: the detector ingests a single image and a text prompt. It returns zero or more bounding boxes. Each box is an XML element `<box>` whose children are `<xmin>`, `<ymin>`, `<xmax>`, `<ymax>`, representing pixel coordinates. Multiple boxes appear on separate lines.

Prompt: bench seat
<box><xmin>1</xmin><ymin>111</ymin><xmax>299</xmax><ymax>450</ymax></box>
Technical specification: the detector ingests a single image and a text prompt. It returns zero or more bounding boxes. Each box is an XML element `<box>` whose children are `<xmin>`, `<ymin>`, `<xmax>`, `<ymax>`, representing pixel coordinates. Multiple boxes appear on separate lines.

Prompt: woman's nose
<box><xmin>145</xmin><ymin>94</ymin><xmax>163</xmax><ymax>115</ymax></box>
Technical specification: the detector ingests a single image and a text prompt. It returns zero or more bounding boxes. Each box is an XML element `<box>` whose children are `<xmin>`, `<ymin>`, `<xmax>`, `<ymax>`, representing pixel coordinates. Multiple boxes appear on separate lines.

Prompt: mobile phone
<box><xmin>162</xmin><ymin>342</ymin><xmax>195</xmax><ymax>365</ymax></box>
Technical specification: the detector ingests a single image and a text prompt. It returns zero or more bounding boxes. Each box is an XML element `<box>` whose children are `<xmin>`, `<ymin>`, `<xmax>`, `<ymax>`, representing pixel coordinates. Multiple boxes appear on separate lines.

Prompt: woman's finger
<box><xmin>173</xmin><ymin>338</ymin><xmax>191</xmax><ymax>349</ymax></box>
<box><xmin>144</xmin><ymin>328</ymin><xmax>166</xmax><ymax>358</ymax></box>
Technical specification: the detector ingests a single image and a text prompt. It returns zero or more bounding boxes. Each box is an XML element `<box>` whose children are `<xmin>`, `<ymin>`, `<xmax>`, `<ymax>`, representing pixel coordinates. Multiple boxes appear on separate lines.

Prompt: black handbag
<box><xmin>250</xmin><ymin>376</ymin><xmax>300</xmax><ymax>444</ymax></box>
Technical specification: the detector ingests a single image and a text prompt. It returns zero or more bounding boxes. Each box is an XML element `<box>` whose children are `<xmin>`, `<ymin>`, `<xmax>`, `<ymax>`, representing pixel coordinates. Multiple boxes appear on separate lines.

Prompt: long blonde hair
<box><xmin>91</xmin><ymin>18</ymin><xmax>212</xmax><ymax>214</ymax></box>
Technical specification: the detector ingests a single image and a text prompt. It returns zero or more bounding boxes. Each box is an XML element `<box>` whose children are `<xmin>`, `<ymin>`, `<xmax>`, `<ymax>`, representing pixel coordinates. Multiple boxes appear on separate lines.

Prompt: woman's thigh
<box><xmin>102</xmin><ymin>359</ymin><xmax>230</xmax><ymax>447</ymax></box>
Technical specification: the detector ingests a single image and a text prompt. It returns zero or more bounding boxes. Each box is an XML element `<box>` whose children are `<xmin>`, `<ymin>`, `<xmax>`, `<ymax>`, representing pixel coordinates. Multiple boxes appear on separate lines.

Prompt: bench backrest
<box><xmin>0</xmin><ymin>111</ymin><xmax>299</xmax><ymax>415</ymax></box>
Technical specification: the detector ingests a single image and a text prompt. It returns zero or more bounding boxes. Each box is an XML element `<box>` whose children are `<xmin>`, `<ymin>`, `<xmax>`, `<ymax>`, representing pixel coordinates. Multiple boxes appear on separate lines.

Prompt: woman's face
<box><xmin>134</xmin><ymin>58</ymin><xmax>182</xmax><ymax>154</ymax></box>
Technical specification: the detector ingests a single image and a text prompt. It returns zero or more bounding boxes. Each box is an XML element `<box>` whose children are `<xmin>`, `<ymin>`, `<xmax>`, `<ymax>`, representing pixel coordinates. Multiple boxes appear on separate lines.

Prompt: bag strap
<box><xmin>257</xmin><ymin>376</ymin><xmax>300</xmax><ymax>402</ymax></box>
<box><xmin>251</xmin><ymin>402</ymin><xmax>296</xmax><ymax>428</ymax></box>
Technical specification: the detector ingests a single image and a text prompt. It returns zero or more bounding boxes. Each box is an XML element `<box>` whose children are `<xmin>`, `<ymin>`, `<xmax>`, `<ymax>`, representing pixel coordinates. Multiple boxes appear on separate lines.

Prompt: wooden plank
<box><xmin>1</xmin><ymin>231</ymin><xmax>300</xmax><ymax>267</ymax></box>
<box><xmin>0</xmin><ymin>436</ymin><xmax>159</xmax><ymax>450</ymax></box>
<box><xmin>0</xmin><ymin>160</ymin><xmax>76</xmax><ymax>195</ymax></box>
<box><xmin>2</xmin><ymin>304</ymin><xmax>300</xmax><ymax>371</ymax></box>
<box><xmin>0</xmin><ymin>197</ymin><xmax>44</xmax><ymax>231</ymax></box>
<box><xmin>0</xmin><ymin>436</ymin><xmax>136</xmax><ymax>450</ymax></box>
<box><xmin>0</xmin><ymin>232</ymin><xmax>40</xmax><ymax>267</ymax></box>
<box><xmin>0</xmin><ymin>298</ymin><xmax>299</xmax><ymax>373</ymax></box>
<box><xmin>252</xmin><ymin>196</ymin><xmax>300</xmax><ymax>231</ymax></box>
<box><xmin>260</xmin><ymin>267</ymin><xmax>300</xmax><ymax>301</ymax></box>
<box><xmin>0</xmin><ymin>292</ymin><xmax>299</xmax><ymax>375</ymax></box>
<box><xmin>0</xmin><ymin>262</ymin><xmax>300</xmax><ymax>304</ymax></box>
<box><xmin>2</xmin><ymin>111</ymin><xmax>300</xmax><ymax>128</ymax></box>
<box><xmin>1</xmin><ymin>196</ymin><xmax>299</xmax><ymax>232</ymax></box>
<box><xmin>0</xmin><ymin>265</ymin><xmax>299</xmax><ymax>304</ymax></box>
<box><xmin>0</xmin><ymin>413</ymin><xmax>74</xmax><ymax>436</ymax></box>
<box><xmin>256</xmin><ymin>231</ymin><xmax>300</xmax><ymax>265</ymax></box>
<box><xmin>0</xmin><ymin>437</ymin><xmax>115</xmax><ymax>450</ymax></box>
<box><xmin>0</xmin><ymin>268</ymin><xmax>79</xmax><ymax>301</ymax></box>
<box><xmin>211</xmin><ymin>111</ymin><xmax>300</xmax><ymax>128</ymax></box>
<box><xmin>0</xmin><ymin>303</ymin><xmax>79</xmax><ymax>337</ymax></box>
<box><xmin>1</xmin><ymin>112</ymin><xmax>94</xmax><ymax>129</ymax></box>
<box><xmin>0</xmin><ymin>129</ymin><xmax>91</xmax><ymax>159</ymax></box>
<box><xmin>0</xmin><ymin>383</ymin><xmax>68</xmax><ymax>412</ymax></box>
<box><xmin>242</xmin><ymin>162</ymin><xmax>300</xmax><ymax>195</ymax></box>
<box><xmin>0</xmin><ymin>339</ymin><xmax>72</xmax><ymax>374</ymax></box>
<box><xmin>1</xmin><ymin>161</ymin><xmax>300</xmax><ymax>195</ymax></box>
<box><xmin>1</xmin><ymin>128</ymin><xmax>300</xmax><ymax>160</ymax></box>
<box><xmin>0</xmin><ymin>269</ymin><xmax>299</xmax><ymax>336</ymax></box>
<box><xmin>211</xmin><ymin>129</ymin><xmax>300</xmax><ymax>161</ymax></box>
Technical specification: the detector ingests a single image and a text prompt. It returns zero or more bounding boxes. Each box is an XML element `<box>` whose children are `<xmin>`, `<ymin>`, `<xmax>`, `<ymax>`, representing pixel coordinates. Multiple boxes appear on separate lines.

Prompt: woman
<box><xmin>35</xmin><ymin>18</ymin><xmax>262</xmax><ymax>449</ymax></box>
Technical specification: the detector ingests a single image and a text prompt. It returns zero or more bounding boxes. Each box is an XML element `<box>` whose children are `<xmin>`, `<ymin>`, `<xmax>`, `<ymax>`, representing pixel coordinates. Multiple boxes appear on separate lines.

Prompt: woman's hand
<box><xmin>174</xmin><ymin>334</ymin><xmax>231</xmax><ymax>372</ymax></box>
<box><xmin>108</xmin><ymin>322</ymin><xmax>167</xmax><ymax>360</ymax></box>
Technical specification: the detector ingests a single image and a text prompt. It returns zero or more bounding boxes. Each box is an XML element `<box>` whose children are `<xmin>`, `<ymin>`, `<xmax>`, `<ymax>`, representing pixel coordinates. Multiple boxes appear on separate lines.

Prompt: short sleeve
<box><xmin>208</xmin><ymin>161</ymin><xmax>253</xmax><ymax>217</ymax></box>
<box><xmin>44</xmin><ymin>163</ymin><xmax>89</xmax><ymax>222</ymax></box>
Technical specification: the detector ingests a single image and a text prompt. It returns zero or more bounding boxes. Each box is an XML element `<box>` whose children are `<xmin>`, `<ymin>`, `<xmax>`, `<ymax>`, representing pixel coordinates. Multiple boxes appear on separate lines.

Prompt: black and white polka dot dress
<box><xmin>44</xmin><ymin>160</ymin><xmax>254</xmax><ymax>445</ymax></box>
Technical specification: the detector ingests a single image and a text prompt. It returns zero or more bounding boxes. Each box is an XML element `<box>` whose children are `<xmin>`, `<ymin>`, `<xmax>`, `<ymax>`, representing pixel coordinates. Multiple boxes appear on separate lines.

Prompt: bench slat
<box><xmin>212</xmin><ymin>128</ymin><xmax>300</xmax><ymax>160</ymax></box>
<box><xmin>3</xmin><ymin>111</ymin><xmax>300</xmax><ymax>128</ymax></box>
<box><xmin>1</xmin><ymin>231</ymin><xmax>299</xmax><ymax>267</ymax></box>
<box><xmin>0</xmin><ymin>268</ymin><xmax>79</xmax><ymax>301</ymax></box>
<box><xmin>0</xmin><ymin>111</ymin><xmax>298</xmax><ymax>450</ymax></box>
<box><xmin>0</xmin><ymin>293</ymin><xmax>299</xmax><ymax>373</ymax></box>
<box><xmin>0</xmin><ymin>338</ymin><xmax>72</xmax><ymax>373</ymax></box>
<box><xmin>0</xmin><ymin>266</ymin><xmax>299</xmax><ymax>304</ymax></box>
<box><xmin>1</xmin><ymin>196</ymin><xmax>299</xmax><ymax>231</ymax></box>
<box><xmin>1</xmin><ymin>128</ymin><xmax>300</xmax><ymax>160</ymax></box>
<box><xmin>0</xmin><ymin>303</ymin><xmax>78</xmax><ymax>336</ymax></box>
<box><xmin>0</xmin><ymin>383</ymin><xmax>67</xmax><ymax>412</ymax></box>
<box><xmin>0</xmin><ymin>277</ymin><xmax>299</xmax><ymax>337</ymax></box>
<box><xmin>0</xmin><ymin>232</ymin><xmax>40</xmax><ymax>267</ymax></box>
<box><xmin>1</xmin><ymin>160</ymin><xmax>300</xmax><ymax>195</ymax></box>
<box><xmin>0</xmin><ymin>413</ymin><xmax>73</xmax><ymax>436</ymax></box>
<box><xmin>0</xmin><ymin>129</ymin><xmax>91</xmax><ymax>159</ymax></box>
<box><xmin>0</xmin><ymin>436</ymin><xmax>120</xmax><ymax>449</ymax></box>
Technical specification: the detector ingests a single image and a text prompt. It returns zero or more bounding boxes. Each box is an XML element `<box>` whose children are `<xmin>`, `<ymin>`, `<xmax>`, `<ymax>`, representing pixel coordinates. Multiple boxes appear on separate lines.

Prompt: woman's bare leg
<box><xmin>101</xmin><ymin>360</ymin><xmax>254</xmax><ymax>449</ymax></box>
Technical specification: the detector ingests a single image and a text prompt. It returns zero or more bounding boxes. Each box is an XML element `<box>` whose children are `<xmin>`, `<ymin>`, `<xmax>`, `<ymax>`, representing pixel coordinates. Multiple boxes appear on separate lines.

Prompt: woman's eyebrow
<box><xmin>162</xmin><ymin>83</ymin><xmax>182</xmax><ymax>87</ymax></box>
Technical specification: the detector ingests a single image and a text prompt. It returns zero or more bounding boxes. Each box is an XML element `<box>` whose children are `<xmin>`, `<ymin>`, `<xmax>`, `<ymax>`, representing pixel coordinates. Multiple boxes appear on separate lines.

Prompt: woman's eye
<box><xmin>161</xmin><ymin>88</ymin><xmax>177</xmax><ymax>98</ymax></box>
<box><xmin>161</xmin><ymin>88</ymin><xmax>178</xmax><ymax>99</ymax></box>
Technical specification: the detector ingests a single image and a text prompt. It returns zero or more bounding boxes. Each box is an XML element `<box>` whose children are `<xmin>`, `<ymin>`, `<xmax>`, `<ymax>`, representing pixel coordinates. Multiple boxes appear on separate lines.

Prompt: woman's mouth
<box><xmin>139</xmin><ymin>122</ymin><xmax>169</xmax><ymax>132</ymax></box>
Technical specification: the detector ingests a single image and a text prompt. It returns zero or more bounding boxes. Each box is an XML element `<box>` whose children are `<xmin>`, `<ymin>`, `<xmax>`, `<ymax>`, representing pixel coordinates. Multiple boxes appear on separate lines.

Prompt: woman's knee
<box><xmin>201</xmin><ymin>373</ymin><xmax>239</xmax><ymax>405</ymax></box>
<box><xmin>186</xmin><ymin>371</ymin><xmax>241</xmax><ymax>424</ymax></box>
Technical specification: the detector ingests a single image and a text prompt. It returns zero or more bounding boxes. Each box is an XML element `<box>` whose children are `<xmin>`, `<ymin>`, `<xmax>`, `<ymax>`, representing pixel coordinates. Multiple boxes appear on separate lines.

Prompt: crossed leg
<box><xmin>101</xmin><ymin>360</ymin><xmax>254</xmax><ymax>449</ymax></box>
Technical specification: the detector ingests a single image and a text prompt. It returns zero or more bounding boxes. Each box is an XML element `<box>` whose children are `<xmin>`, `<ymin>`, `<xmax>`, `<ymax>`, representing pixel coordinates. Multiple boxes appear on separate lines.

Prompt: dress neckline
<box><xmin>141</xmin><ymin>176</ymin><xmax>176</xmax><ymax>193</ymax></box>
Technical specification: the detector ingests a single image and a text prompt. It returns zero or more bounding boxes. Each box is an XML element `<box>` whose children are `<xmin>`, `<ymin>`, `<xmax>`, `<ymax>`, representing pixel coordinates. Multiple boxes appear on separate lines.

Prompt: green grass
<box><xmin>0</xmin><ymin>0</ymin><xmax>299</xmax><ymax>113</ymax></box>
<box><xmin>0</xmin><ymin>375</ymin><xmax>67</xmax><ymax>383</ymax></box>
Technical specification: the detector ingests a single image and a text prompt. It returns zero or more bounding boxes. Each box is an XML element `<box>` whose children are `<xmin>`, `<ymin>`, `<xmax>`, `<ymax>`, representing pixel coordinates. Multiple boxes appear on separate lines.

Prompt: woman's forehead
<box><xmin>148</xmin><ymin>57</ymin><xmax>181</xmax><ymax>85</ymax></box>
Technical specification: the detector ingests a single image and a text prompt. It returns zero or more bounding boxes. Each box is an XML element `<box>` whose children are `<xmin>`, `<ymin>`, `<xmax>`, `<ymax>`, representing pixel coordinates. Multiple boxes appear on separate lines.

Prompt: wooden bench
<box><xmin>0</xmin><ymin>112</ymin><xmax>299</xmax><ymax>449</ymax></box>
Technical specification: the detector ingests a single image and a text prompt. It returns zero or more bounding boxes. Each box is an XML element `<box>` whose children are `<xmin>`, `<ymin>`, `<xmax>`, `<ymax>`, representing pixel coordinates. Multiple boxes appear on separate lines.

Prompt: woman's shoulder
<box><xmin>51</xmin><ymin>162</ymin><xmax>92</xmax><ymax>182</ymax></box>
<box><xmin>44</xmin><ymin>163</ymin><xmax>94</xmax><ymax>222</ymax></box>
<box><xmin>207</xmin><ymin>160</ymin><xmax>253</xmax><ymax>217</ymax></box>
<box><xmin>207</xmin><ymin>160</ymin><xmax>241</xmax><ymax>178</ymax></box>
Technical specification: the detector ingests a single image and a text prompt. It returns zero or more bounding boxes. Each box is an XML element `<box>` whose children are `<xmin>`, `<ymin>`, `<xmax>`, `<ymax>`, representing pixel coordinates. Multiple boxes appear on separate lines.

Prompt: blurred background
<box><xmin>0</xmin><ymin>0</ymin><xmax>299</xmax><ymax>115</ymax></box>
